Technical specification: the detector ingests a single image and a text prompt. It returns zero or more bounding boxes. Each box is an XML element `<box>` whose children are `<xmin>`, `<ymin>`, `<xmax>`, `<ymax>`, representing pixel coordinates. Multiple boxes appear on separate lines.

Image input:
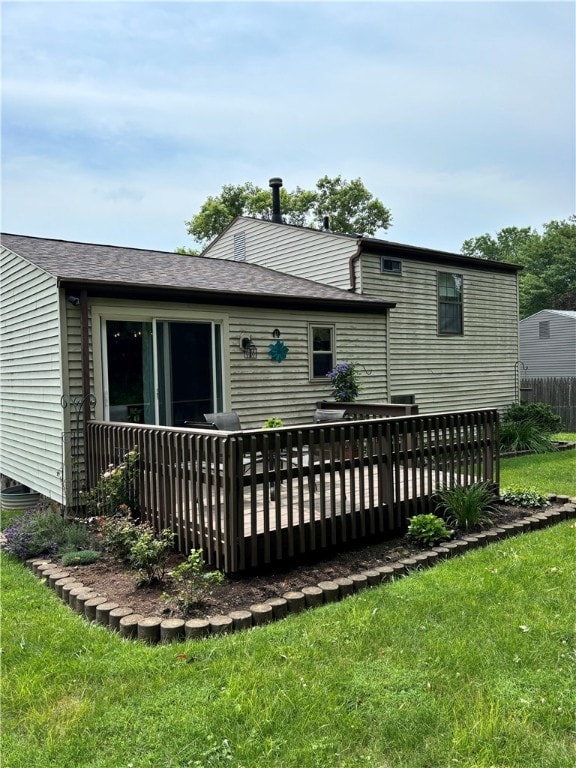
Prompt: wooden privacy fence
<box><xmin>521</xmin><ymin>377</ymin><xmax>576</xmax><ymax>431</ymax></box>
<box><xmin>86</xmin><ymin>408</ymin><xmax>499</xmax><ymax>573</ymax></box>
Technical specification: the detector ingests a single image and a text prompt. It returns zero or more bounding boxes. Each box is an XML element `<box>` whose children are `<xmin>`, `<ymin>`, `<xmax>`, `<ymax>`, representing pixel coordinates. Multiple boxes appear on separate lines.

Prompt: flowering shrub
<box><xmin>81</xmin><ymin>449</ymin><xmax>139</xmax><ymax>517</ymax></box>
<box><xmin>3</xmin><ymin>503</ymin><xmax>92</xmax><ymax>560</ymax></box>
<box><xmin>326</xmin><ymin>362</ymin><xmax>361</xmax><ymax>402</ymax></box>
<box><xmin>96</xmin><ymin>512</ymin><xmax>140</xmax><ymax>561</ymax></box>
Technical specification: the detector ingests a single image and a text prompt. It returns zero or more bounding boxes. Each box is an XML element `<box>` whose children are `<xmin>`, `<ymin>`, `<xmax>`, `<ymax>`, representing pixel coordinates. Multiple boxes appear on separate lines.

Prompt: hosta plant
<box><xmin>406</xmin><ymin>514</ymin><xmax>453</xmax><ymax>547</ymax></box>
<box><xmin>499</xmin><ymin>487</ymin><xmax>549</xmax><ymax>509</ymax></box>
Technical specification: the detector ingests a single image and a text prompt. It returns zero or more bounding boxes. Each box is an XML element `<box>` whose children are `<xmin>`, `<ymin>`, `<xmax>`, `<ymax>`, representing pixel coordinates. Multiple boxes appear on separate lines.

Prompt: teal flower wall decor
<box><xmin>268</xmin><ymin>340</ymin><xmax>289</xmax><ymax>363</ymax></box>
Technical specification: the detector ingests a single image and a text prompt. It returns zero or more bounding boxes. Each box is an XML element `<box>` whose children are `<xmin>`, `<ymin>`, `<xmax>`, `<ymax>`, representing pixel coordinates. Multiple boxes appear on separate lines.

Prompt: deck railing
<box><xmin>86</xmin><ymin>408</ymin><xmax>499</xmax><ymax>573</ymax></box>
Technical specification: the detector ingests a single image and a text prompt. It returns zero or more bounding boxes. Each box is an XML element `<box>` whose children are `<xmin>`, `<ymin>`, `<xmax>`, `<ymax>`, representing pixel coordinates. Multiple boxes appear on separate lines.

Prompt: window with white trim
<box><xmin>438</xmin><ymin>272</ymin><xmax>463</xmax><ymax>335</ymax></box>
<box><xmin>309</xmin><ymin>325</ymin><xmax>334</xmax><ymax>379</ymax></box>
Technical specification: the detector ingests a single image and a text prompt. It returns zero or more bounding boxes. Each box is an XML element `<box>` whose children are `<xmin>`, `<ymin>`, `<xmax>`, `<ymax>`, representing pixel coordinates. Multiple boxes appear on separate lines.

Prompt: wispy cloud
<box><xmin>2</xmin><ymin>1</ymin><xmax>574</xmax><ymax>252</ymax></box>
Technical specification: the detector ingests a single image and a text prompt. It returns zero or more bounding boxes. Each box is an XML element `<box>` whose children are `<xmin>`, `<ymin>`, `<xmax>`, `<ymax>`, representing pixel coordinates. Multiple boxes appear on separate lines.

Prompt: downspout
<box><xmin>80</xmin><ymin>289</ymin><xmax>91</xmax><ymax>457</ymax></box>
<box><xmin>348</xmin><ymin>237</ymin><xmax>363</xmax><ymax>293</ymax></box>
<box><xmin>349</xmin><ymin>239</ymin><xmax>392</xmax><ymax>400</ymax></box>
<box><xmin>385</xmin><ymin>308</ymin><xmax>392</xmax><ymax>401</ymax></box>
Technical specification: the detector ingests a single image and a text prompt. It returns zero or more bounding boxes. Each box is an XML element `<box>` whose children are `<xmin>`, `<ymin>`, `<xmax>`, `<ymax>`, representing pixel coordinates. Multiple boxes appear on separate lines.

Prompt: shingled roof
<box><xmin>1</xmin><ymin>233</ymin><xmax>395</xmax><ymax>312</ymax></box>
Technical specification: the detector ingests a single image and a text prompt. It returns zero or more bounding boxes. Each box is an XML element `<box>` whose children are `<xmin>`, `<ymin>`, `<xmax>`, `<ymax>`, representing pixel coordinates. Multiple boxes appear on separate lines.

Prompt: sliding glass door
<box><xmin>103</xmin><ymin>318</ymin><xmax>222</xmax><ymax>426</ymax></box>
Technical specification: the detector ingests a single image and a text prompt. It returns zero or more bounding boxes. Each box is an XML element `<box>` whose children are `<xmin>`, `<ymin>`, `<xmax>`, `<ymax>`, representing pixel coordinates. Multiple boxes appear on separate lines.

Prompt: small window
<box><xmin>310</xmin><ymin>325</ymin><xmax>334</xmax><ymax>379</ymax></box>
<box><xmin>390</xmin><ymin>394</ymin><xmax>415</xmax><ymax>404</ymax></box>
<box><xmin>438</xmin><ymin>272</ymin><xmax>463</xmax><ymax>335</ymax></box>
<box><xmin>233</xmin><ymin>232</ymin><xmax>246</xmax><ymax>262</ymax></box>
<box><xmin>538</xmin><ymin>321</ymin><xmax>550</xmax><ymax>339</ymax></box>
<box><xmin>381</xmin><ymin>257</ymin><xmax>402</xmax><ymax>274</ymax></box>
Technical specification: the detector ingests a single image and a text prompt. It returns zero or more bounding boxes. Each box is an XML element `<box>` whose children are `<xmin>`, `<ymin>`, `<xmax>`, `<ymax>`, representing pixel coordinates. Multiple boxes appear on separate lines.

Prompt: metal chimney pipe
<box><xmin>269</xmin><ymin>177</ymin><xmax>283</xmax><ymax>223</ymax></box>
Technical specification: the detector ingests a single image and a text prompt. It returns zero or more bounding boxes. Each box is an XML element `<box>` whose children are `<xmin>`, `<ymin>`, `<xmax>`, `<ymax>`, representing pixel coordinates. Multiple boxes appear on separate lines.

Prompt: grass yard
<box><xmin>2</xmin><ymin>521</ymin><xmax>576</xmax><ymax>768</ymax></box>
<box><xmin>500</xmin><ymin>447</ymin><xmax>576</xmax><ymax>497</ymax></box>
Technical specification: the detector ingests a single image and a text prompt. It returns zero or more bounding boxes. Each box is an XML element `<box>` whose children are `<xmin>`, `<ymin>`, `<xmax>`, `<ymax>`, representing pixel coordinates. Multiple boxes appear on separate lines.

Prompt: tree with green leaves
<box><xmin>461</xmin><ymin>217</ymin><xmax>576</xmax><ymax>317</ymax></box>
<box><xmin>184</xmin><ymin>175</ymin><xmax>392</xmax><ymax>247</ymax></box>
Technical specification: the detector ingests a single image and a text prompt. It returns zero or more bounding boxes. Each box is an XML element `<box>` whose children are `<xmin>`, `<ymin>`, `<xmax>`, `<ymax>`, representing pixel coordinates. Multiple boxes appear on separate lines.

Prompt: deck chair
<box><xmin>203</xmin><ymin>412</ymin><xmax>242</xmax><ymax>431</ymax></box>
<box><xmin>204</xmin><ymin>412</ymin><xmax>258</xmax><ymax>474</ymax></box>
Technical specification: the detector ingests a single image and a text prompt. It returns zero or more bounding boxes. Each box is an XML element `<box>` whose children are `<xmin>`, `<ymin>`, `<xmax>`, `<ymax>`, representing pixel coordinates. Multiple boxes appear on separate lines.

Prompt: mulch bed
<box><xmin>52</xmin><ymin>503</ymin><xmax>560</xmax><ymax>621</ymax></box>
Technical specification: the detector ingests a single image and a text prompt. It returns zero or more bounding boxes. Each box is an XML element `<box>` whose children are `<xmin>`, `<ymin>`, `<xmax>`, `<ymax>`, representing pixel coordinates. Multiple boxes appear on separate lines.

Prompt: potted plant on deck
<box><xmin>326</xmin><ymin>362</ymin><xmax>361</xmax><ymax>403</ymax></box>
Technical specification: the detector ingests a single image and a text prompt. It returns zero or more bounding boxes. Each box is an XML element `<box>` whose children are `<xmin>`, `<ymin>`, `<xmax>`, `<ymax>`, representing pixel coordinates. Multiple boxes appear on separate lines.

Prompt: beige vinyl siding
<box><xmin>226</xmin><ymin>308</ymin><xmax>388</xmax><ymax>426</ymax></box>
<box><xmin>88</xmin><ymin>298</ymin><xmax>388</xmax><ymax>429</ymax></box>
<box><xmin>520</xmin><ymin>311</ymin><xmax>576</xmax><ymax>377</ymax></box>
<box><xmin>204</xmin><ymin>218</ymin><xmax>356</xmax><ymax>289</ymax></box>
<box><xmin>0</xmin><ymin>247</ymin><xmax>65</xmax><ymax>502</ymax></box>
<box><xmin>361</xmin><ymin>254</ymin><xmax>519</xmax><ymax>413</ymax></box>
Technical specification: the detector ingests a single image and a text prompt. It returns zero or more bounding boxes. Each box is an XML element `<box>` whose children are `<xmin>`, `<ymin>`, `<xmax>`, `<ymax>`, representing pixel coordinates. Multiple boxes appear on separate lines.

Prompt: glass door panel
<box><xmin>155</xmin><ymin>321</ymin><xmax>221</xmax><ymax>426</ymax></box>
<box><xmin>105</xmin><ymin>320</ymin><xmax>154</xmax><ymax>423</ymax></box>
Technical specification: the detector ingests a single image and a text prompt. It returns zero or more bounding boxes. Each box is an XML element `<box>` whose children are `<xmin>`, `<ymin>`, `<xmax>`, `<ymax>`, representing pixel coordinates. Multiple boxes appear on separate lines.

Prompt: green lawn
<box><xmin>500</xmin><ymin>448</ymin><xmax>576</xmax><ymax>497</ymax></box>
<box><xmin>2</xmin><ymin>522</ymin><xmax>575</xmax><ymax>768</ymax></box>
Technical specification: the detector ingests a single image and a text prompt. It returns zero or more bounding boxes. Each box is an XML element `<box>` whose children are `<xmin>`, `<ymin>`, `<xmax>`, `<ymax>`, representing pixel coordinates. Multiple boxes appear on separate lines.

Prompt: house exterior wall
<box><xmin>520</xmin><ymin>310</ymin><xmax>576</xmax><ymax>377</ymax></box>
<box><xmin>360</xmin><ymin>253</ymin><xmax>520</xmax><ymax>412</ymax></box>
<box><xmin>0</xmin><ymin>246</ymin><xmax>66</xmax><ymax>502</ymax></box>
<box><xmin>203</xmin><ymin>218</ymin><xmax>356</xmax><ymax>289</ymax></box>
<box><xmin>204</xmin><ymin>220</ymin><xmax>520</xmax><ymax>413</ymax></box>
<box><xmin>87</xmin><ymin>298</ymin><xmax>389</xmax><ymax>429</ymax></box>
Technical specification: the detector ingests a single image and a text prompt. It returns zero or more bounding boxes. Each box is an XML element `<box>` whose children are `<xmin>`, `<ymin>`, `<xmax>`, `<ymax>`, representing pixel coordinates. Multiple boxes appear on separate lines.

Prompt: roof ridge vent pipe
<box><xmin>269</xmin><ymin>177</ymin><xmax>283</xmax><ymax>223</ymax></box>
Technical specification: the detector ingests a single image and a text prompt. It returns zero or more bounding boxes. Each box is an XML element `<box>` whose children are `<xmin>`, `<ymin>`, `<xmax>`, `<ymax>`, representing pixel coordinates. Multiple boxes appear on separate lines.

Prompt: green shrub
<box><xmin>164</xmin><ymin>549</ymin><xmax>224</xmax><ymax>615</ymax></box>
<box><xmin>434</xmin><ymin>482</ymin><xmax>498</xmax><ymax>530</ymax></box>
<box><xmin>406</xmin><ymin>514</ymin><xmax>453</xmax><ymax>547</ymax></box>
<box><xmin>262</xmin><ymin>417</ymin><xmax>284</xmax><ymax>429</ymax></box>
<box><xmin>499</xmin><ymin>487</ymin><xmax>549</xmax><ymax>509</ymax></box>
<box><xmin>61</xmin><ymin>549</ymin><xmax>101</xmax><ymax>566</ymax></box>
<box><xmin>128</xmin><ymin>526</ymin><xmax>174</xmax><ymax>586</ymax></box>
<box><xmin>500</xmin><ymin>421</ymin><xmax>556</xmax><ymax>454</ymax></box>
<box><xmin>503</xmin><ymin>402</ymin><xmax>562</xmax><ymax>433</ymax></box>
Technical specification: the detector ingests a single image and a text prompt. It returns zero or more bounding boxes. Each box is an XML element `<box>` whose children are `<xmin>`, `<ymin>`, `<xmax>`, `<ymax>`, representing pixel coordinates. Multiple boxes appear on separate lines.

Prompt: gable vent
<box><xmin>539</xmin><ymin>320</ymin><xmax>550</xmax><ymax>339</ymax></box>
<box><xmin>233</xmin><ymin>232</ymin><xmax>246</xmax><ymax>262</ymax></box>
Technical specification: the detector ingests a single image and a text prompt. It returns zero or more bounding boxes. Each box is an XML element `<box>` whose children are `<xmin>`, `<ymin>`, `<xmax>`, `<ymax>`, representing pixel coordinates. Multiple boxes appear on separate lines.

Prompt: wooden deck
<box><xmin>87</xmin><ymin>407</ymin><xmax>499</xmax><ymax>572</ymax></box>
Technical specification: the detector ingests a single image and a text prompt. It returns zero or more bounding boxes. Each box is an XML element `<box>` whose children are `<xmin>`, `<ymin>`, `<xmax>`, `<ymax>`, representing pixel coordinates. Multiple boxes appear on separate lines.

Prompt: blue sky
<box><xmin>2</xmin><ymin>0</ymin><xmax>574</xmax><ymax>254</ymax></box>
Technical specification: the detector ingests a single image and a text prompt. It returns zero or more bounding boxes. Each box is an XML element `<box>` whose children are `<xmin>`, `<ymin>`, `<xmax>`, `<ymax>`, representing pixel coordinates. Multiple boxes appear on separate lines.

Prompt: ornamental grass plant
<box><xmin>434</xmin><ymin>481</ymin><xmax>498</xmax><ymax>530</ymax></box>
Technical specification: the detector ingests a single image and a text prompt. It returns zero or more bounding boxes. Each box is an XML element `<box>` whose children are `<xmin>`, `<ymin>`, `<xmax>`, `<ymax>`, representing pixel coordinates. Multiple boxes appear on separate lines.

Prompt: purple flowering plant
<box><xmin>326</xmin><ymin>361</ymin><xmax>361</xmax><ymax>403</ymax></box>
<box><xmin>2</xmin><ymin>502</ymin><xmax>89</xmax><ymax>560</ymax></box>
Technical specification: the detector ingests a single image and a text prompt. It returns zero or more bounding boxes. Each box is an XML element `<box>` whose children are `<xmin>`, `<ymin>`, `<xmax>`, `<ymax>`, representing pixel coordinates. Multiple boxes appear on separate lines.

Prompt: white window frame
<box><xmin>91</xmin><ymin>301</ymin><xmax>227</xmax><ymax>424</ymax></box>
<box><xmin>309</xmin><ymin>323</ymin><xmax>335</xmax><ymax>381</ymax></box>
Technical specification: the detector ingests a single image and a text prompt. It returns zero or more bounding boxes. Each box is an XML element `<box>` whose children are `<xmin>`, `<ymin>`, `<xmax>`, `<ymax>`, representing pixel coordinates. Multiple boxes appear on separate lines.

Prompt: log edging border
<box><xmin>25</xmin><ymin>495</ymin><xmax>576</xmax><ymax>644</ymax></box>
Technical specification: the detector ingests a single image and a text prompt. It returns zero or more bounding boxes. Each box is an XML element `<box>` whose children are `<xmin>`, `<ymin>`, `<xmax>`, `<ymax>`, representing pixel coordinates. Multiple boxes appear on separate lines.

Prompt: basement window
<box><xmin>381</xmin><ymin>257</ymin><xmax>402</xmax><ymax>274</ymax></box>
<box><xmin>390</xmin><ymin>394</ymin><xmax>415</xmax><ymax>404</ymax></box>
